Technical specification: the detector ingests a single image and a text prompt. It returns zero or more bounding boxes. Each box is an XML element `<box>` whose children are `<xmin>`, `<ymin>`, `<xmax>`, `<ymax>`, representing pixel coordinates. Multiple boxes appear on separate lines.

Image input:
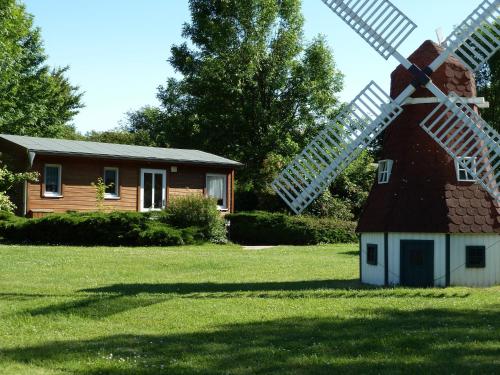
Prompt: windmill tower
<box><xmin>272</xmin><ymin>0</ymin><xmax>500</xmax><ymax>287</ymax></box>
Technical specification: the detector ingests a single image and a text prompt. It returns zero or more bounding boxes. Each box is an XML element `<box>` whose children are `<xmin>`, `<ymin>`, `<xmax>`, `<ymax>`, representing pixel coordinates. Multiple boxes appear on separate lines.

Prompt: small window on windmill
<box><xmin>377</xmin><ymin>160</ymin><xmax>393</xmax><ymax>184</ymax></box>
<box><xmin>466</xmin><ymin>246</ymin><xmax>486</xmax><ymax>268</ymax></box>
<box><xmin>366</xmin><ymin>244</ymin><xmax>378</xmax><ymax>265</ymax></box>
<box><xmin>455</xmin><ymin>157</ymin><xmax>476</xmax><ymax>182</ymax></box>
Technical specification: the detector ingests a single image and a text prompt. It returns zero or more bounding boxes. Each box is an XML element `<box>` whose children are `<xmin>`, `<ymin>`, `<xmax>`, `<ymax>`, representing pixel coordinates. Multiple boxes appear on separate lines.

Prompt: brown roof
<box><xmin>357</xmin><ymin>40</ymin><xmax>500</xmax><ymax>234</ymax></box>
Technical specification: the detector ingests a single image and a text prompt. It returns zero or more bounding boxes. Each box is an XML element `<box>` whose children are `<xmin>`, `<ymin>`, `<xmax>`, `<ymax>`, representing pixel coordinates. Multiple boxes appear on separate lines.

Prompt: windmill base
<box><xmin>359</xmin><ymin>232</ymin><xmax>500</xmax><ymax>287</ymax></box>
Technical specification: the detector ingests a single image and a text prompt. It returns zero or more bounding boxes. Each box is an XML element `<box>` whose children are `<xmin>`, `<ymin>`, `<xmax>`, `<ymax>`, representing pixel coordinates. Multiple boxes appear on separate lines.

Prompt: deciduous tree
<box><xmin>0</xmin><ymin>0</ymin><xmax>83</xmax><ymax>138</ymax></box>
<box><xmin>127</xmin><ymin>0</ymin><xmax>344</xmax><ymax>188</ymax></box>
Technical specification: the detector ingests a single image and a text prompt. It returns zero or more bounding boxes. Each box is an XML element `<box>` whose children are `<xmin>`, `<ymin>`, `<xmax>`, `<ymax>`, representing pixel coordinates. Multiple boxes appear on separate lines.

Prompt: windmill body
<box><xmin>358</xmin><ymin>41</ymin><xmax>500</xmax><ymax>287</ymax></box>
<box><xmin>272</xmin><ymin>0</ymin><xmax>500</xmax><ymax>287</ymax></box>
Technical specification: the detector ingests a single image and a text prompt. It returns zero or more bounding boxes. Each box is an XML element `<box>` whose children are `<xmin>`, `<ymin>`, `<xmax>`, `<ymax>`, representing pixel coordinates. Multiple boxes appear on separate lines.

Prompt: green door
<box><xmin>400</xmin><ymin>240</ymin><xmax>434</xmax><ymax>287</ymax></box>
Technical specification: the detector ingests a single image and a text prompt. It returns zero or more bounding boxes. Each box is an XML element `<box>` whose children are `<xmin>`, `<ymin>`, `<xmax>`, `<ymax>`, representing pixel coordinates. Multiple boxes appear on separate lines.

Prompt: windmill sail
<box><xmin>430</xmin><ymin>0</ymin><xmax>500</xmax><ymax>72</ymax></box>
<box><xmin>320</xmin><ymin>0</ymin><xmax>417</xmax><ymax>60</ymax></box>
<box><xmin>420</xmin><ymin>92</ymin><xmax>500</xmax><ymax>202</ymax></box>
<box><xmin>272</xmin><ymin>81</ymin><xmax>402</xmax><ymax>214</ymax></box>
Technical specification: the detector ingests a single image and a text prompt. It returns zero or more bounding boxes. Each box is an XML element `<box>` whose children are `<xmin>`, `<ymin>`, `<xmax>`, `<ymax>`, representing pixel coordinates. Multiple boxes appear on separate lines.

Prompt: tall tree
<box><xmin>127</xmin><ymin>0</ymin><xmax>343</xmax><ymax>188</ymax></box>
<box><xmin>476</xmin><ymin>52</ymin><xmax>499</xmax><ymax>133</ymax></box>
<box><xmin>0</xmin><ymin>0</ymin><xmax>83</xmax><ymax>138</ymax></box>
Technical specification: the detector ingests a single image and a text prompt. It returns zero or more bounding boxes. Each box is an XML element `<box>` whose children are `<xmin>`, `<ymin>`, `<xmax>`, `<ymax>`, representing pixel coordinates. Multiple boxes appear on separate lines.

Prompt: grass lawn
<box><xmin>0</xmin><ymin>244</ymin><xmax>499</xmax><ymax>374</ymax></box>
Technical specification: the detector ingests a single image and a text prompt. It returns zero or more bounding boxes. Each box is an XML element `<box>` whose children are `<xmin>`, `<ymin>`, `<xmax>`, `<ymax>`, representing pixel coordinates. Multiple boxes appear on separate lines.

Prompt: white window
<box><xmin>206</xmin><ymin>174</ymin><xmax>227</xmax><ymax>210</ymax></box>
<box><xmin>104</xmin><ymin>168</ymin><xmax>119</xmax><ymax>198</ymax></box>
<box><xmin>44</xmin><ymin>164</ymin><xmax>62</xmax><ymax>197</ymax></box>
<box><xmin>455</xmin><ymin>157</ymin><xmax>476</xmax><ymax>182</ymax></box>
<box><xmin>377</xmin><ymin>160</ymin><xmax>393</xmax><ymax>184</ymax></box>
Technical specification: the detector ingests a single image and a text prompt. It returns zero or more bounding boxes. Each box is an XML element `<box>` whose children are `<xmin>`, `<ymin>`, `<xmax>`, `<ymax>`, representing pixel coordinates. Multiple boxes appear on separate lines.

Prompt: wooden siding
<box><xmin>450</xmin><ymin>234</ymin><xmax>500</xmax><ymax>287</ymax></box>
<box><xmin>360</xmin><ymin>233</ymin><xmax>385</xmax><ymax>285</ymax></box>
<box><xmin>27</xmin><ymin>155</ymin><xmax>235</xmax><ymax>215</ymax></box>
<box><xmin>387</xmin><ymin>233</ymin><xmax>447</xmax><ymax>287</ymax></box>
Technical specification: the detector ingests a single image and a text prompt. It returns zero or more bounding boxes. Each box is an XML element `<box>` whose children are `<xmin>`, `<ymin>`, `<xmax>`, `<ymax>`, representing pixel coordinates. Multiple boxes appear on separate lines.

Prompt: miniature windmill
<box><xmin>272</xmin><ymin>0</ymin><xmax>500</xmax><ymax>287</ymax></box>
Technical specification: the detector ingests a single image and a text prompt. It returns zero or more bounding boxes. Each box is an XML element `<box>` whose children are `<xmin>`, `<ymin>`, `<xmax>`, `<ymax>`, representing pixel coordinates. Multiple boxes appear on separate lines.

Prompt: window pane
<box><xmin>45</xmin><ymin>166</ymin><xmax>59</xmax><ymax>193</ymax></box>
<box><xmin>144</xmin><ymin>173</ymin><xmax>152</xmax><ymax>209</ymax></box>
<box><xmin>154</xmin><ymin>173</ymin><xmax>163</xmax><ymax>208</ymax></box>
<box><xmin>207</xmin><ymin>176</ymin><xmax>225</xmax><ymax>206</ymax></box>
<box><xmin>104</xmin><ymin>170</ymin><xmax>117</xmax><ymax>195</ymax></box>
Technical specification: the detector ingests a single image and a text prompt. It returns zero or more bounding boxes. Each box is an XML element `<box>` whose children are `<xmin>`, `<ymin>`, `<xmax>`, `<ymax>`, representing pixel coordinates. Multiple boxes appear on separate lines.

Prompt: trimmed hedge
<box><xmin>227</xmin><ymin>211</ymin><xmax>357</xmax><ymax>245</ymax></box>
<box><xmin>0</xmin><ymin>211</ymin><xmax>203</xmax><ymax>246</ymax></box>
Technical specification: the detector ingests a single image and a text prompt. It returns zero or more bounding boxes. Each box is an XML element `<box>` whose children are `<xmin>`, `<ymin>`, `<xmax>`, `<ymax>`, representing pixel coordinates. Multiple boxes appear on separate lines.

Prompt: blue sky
<box><xmin>23</xmin><ymin>0</ymin><xmax>482</xmax><ymax>133</ymax></box>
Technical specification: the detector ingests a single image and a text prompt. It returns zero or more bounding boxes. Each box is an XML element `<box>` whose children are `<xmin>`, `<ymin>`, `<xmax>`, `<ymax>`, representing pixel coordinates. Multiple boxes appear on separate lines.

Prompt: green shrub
<box><xmin>162</xmin><ymin>195</ymin><xmax>227</xmax><ymax>244</ymax></box>
<box><xmin>0</xmin><ymin>211</ymin><xmax>205</xmax><ymax>247</ymax></box>
<box><xmin>138</xmin><ymin>222</ymin><xmax>184</xmax><ymax>246</ymax></box>
<box><xmin>227</xmin><ymin>211</ymin><xmax>357</xmax><ymax>245</ymax></box>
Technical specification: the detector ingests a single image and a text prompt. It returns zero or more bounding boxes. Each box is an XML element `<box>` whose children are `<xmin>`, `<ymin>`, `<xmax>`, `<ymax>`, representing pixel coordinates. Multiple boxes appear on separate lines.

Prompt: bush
<box><xmin>227</xmin><ymin>211</ymin><xmax>357</xmax><ymax>245</ymax></box>
<box><xmin>0</xmin><ymin>211</ymin><xmax>204</xmax><ymax>246</ymax></box>
<box><xmin>161</xmin><ymin>195</ymin><xmax>227</xmax><ymax>244</ymax></box>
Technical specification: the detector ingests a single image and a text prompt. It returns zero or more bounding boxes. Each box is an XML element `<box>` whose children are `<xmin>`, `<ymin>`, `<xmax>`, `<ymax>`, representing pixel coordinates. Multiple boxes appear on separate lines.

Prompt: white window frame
<box><xmin>455</xmin><ymin>157</ymin><xmax>476</xmax><ymax>182</ymax></box>
<box><xmin>43</xmin><ymin>164</ymin><xmax>62</xmax><ymax>198</ymax></box>
<box><xmin>206</xmin><ymin>173</ymin><xmax>228</xmax><ymax>211</ymax></box>
<box><xmin>103</xmin><ymin>167</ymin><xmax>120</xmax><ymax>199</ymax></box>
<box><xmin>377</xmin><ymin>160</ymin><xmax>393</xmax><ymax>184</ymax></box>
<box><xmin>139</xmin><ymin>168</ymin><xmax>167</xmax><ymax>212</ymax></box>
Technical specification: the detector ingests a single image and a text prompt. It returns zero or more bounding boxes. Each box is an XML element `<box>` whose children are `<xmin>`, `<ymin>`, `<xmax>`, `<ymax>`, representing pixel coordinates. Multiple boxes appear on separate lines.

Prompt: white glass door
<box><xmin>140</xmin><ymin>169</ymin><xmax>166</xmax><ymax>212</ymax></box>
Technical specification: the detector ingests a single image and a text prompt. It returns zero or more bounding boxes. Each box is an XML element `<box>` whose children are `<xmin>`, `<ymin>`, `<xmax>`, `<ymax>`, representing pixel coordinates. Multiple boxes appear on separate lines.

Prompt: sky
<box><xmin>23</xmin><ymin>0</ymin><xmax>483</xmax><ymax>133</ymax></box>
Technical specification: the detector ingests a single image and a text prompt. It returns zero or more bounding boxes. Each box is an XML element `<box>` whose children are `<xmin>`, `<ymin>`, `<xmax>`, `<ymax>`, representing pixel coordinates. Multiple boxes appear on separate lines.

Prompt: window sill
<box><xmin>105</xmin><ymin>196</ymin><xmax>121</xmax><ymax>200</ymax></box>
<box><xmin>43</xmin><ymin>194</ymin><xmax>63</xmax><ymax>198</ymax></box>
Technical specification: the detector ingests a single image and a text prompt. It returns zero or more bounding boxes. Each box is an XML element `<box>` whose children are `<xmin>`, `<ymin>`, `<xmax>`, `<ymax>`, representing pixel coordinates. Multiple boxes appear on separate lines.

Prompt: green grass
<box><xmin>0</xmin><ymin>244</ymin><xmax>498</xmax><ymax>374</ymax></box>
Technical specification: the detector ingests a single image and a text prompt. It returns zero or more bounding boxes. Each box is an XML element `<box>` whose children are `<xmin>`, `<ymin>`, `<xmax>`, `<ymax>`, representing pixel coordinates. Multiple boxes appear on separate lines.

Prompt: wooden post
<box><xmin>231</xmin><ymin>169</ymin><xmax>235</xmax><ymax>213</ymax></box>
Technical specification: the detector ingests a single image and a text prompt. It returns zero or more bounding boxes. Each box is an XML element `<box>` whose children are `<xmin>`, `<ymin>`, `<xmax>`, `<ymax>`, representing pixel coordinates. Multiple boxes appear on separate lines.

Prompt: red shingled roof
<box><xmin>357</xmin><ymin>40</ymin><xmax>500</xmax><ymax>234</ymax></box>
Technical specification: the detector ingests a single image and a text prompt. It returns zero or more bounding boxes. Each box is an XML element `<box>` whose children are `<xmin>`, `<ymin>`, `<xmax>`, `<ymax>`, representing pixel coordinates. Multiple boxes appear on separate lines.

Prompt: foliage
<box><xmin>90</xmin><ymin>177</ymin><xmax>108</xmax><ymax>211</ymax></box>
<box><xmin>162</xmin><ymin>195</ymin><xmax>227</xmax><ymax>244</ymax></box>
<box><xmin>305</xmin><ymin>190</ymin><xmax>354</xmax><ymax>220</ymax></box>
<box><xmin>0</xmin><ymin>211</ymin><xmax>203</xmax><ymax>246</ymax></box>
<box><xmin>227</xmin><ymin>211</ymin><xmax>357</xmax><ymax>245</ymax></box>
<box><xmin>85</xmin><ymin>128</ymin><xmax>154</xmax><ymax>146</ymax></box>
<box><xmin>126</xmin><ymin>0</ymin><xmax>343</xmax><ymax>189</ymax></box>
<box><xmin>0</xmin><ymin>0</ymin><xmax>83</xmax><ymax>138</ymax></box>
<box><xmin>0</xmin><ymin>165</ymin><xmax>38</xmax><ymax>212</ymax></box>
<box><xmin>476</xmin><ymin>51</ymin><xmax>499</xmax><ymax>133</ymax></box>
<box><xmin>329</xmin><ymin>150</ymin><xmax>377</xmax><ymax>219</ymax></box>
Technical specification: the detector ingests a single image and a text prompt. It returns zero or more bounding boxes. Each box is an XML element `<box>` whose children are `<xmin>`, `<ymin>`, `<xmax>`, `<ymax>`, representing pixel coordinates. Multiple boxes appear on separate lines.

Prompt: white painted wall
<box><xmin>360</xmin><ymin>233</ymin><xmax>385</xmax><ymax>285</ymax></box>
<box><xmin>387</xmin><ymin>233</ymin><xmax>447</xmax><ymax>287</ymax></box>
<box><xmin>450</xmin><ymin>234</ymin><xmax>500</xmax><ymax>287</ymax></box>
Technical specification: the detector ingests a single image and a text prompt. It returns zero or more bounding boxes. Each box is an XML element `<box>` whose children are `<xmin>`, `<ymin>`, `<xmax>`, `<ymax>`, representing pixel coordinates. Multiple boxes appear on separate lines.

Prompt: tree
<box><xmin>127</xmin><ymin>0</ymin><xmax>343</xmax><ymax>189</ymax></box>
<box><xmin>0</xmin><ymin>165</ymin><xmax>37</xmax><ymax>212</ymax></box>
<box><xmin>85</xmin><ymin>128</ymin><xmax>153</xmax><ymax>146</ymax></box>
<box><xmin>0</xmin><ymin>0</ymin><xmax>83</xmax><ymax>138</ymax></box>
<box><xmin>476</xmin><ymin>52</ymin><xmax>499</xmax><ymax>133</ymax></box>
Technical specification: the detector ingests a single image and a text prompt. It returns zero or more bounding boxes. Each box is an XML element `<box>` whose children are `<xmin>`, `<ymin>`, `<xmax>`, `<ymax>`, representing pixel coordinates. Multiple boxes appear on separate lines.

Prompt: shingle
<box><xmin>0</xmin><ymin>134</ymin><xmax>242</xmax><ymax>167</ymax></box>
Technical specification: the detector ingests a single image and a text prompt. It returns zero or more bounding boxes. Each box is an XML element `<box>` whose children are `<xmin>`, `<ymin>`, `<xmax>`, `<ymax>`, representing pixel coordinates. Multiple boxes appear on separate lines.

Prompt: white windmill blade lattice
<box><xmin>321</xmin><ymin>0</ymin><xmax>417</xmax><ymax>60</ymax></box>
<box><xmin>435</xmin><ymin>0</ymin><xmax>500</xmax><ymax>72</ymax></box>
<box><xmin>272</xmin><ymin>81</ymin><xmax>402</xmax><ymax>214</ymax></box>
<box><xmin>420</xmin><ymin>92</ymin><xmax>500</xmax><ymax>202</ymax></box>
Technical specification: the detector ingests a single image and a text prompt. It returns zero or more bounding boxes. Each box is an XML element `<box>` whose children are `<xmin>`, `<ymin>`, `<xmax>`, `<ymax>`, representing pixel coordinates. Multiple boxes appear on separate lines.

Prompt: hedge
<box><xmin>227</xmin><ymin>211</ymin><xmax>357</xmax><ymax>245</ymax></box>
<box><xmin>0</xmin><ymin>211</ymin><xmax>204</xmax><ymax>246</ymax></box>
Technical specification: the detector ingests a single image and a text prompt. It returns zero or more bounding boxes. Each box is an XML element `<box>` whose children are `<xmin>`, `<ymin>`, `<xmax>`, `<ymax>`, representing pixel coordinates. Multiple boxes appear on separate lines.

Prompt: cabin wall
<box><xmin>360</xmin><ymin>233</ymin><xmax>385</xmax><ymax>285</ymax></box>
<box><xmin>27</xmin><ymin>155</ymin><xmax>234</xmax><ymax>215</ymax></box>
<box><xmin>450</xmin><ymin>234</ymin><xmax>500</xmax><ymax>287</ymax></box>
<box><xmin>387</xmin><ymin>233</ymin><xmax>446</xmax><ymax>287</ymax></box>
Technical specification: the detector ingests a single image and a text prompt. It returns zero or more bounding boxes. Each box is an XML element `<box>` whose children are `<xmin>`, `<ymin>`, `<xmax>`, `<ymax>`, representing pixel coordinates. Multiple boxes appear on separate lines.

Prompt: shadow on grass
<box><xmin>15</xmin><ymin>280</ymin><xmax>470</xmax><ymax>319</ymax></box>
<box><xmin>338</xmin><ymin>250</ymin><xmax>360</xmax><ymax>256</ymax></box>
<box><xmin>2</xmin><ymin>307</ymin><xmax>499</xmax><ymax>374</ymax></box>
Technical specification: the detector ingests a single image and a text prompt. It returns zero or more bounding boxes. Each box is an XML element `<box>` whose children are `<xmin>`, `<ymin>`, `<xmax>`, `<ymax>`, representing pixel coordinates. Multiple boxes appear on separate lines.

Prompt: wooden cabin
<box><xmin>0</xmin><ymin>134</ymin><xmax>242</xmax><ymax>217</ymax></box>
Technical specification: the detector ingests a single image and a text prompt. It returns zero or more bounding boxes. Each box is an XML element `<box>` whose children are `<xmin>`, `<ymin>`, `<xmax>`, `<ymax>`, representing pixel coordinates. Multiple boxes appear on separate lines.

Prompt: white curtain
<box><xmin>207</xmin><ymin>176</ymin><xmax>224</xmax><ymax>199</ymax></box>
